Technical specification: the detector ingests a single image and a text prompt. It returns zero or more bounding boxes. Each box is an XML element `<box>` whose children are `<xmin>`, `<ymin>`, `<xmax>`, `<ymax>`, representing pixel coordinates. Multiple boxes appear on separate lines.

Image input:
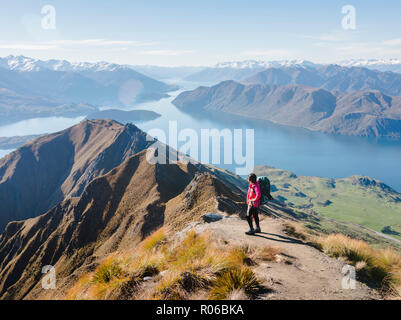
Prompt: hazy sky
<box><xmin>0</xmin><ymin>0</ymin><xmax>401</xmax><ymax>66</ymax></box>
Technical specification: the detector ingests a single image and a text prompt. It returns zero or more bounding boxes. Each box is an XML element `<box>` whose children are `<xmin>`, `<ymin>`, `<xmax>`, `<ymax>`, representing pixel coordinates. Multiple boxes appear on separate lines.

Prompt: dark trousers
<box><xmin>247</xmin><ymin>206</ymin><xmax>260</xmax><ymax>230</ymax></box>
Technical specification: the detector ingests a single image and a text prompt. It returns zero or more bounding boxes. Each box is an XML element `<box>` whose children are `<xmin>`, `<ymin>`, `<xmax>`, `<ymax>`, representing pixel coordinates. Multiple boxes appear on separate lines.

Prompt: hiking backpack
<box><xmin>257</xmin><ymin>176</ymin><xmax>274</xmax><ymax>205</ymax></box>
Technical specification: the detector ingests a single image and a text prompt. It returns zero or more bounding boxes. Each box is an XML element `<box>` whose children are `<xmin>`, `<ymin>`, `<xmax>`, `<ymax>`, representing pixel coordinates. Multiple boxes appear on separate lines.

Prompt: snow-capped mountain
<box><xmin>0</xmin><ymin>55</ymin><xmax>46</xmax><ymax>72</ymax></box>
<box><xmin>0</xmin><ymin>55</ymin><xmax>127</xmax><ymax>72</ymax></box>
<box><xmin>214</xmin><ymin>59</ymin><xmax>320</xmax><ymax>69</ymax></box>
<box><xmin>339</xmin><ymin>59</ymin><xmax>401</xmax><ymax>73</ymax></box>
<box><xmin>185</xmin><ymin>60</ymin><xmax>321</xmax><ymax>82</ymax></box>
<box><xmin>0</xmin><ymin>55</ymin><xmax>176</xmax><ymax>107</ymax></box>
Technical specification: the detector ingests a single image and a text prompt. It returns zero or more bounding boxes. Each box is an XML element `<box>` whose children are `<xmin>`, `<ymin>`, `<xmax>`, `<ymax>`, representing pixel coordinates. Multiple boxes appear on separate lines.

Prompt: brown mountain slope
<box><xmin>0</xmin><ymin>119</ymin><xmax>155</xmax><ymax>231</ymax></box>
<box><xmin>243</xmin><ymin>65</ymin><xmax>401</xmax><ymax>96</ymax></box>
<box><xmin>172</xmin><ymin>81</ymin><xmax>401</xmax><ymax>138</ymax></box>
<box><xmin>0</xmin><ymin>149</ymin><xmax>246</xmax><ymax>300</ymax></box>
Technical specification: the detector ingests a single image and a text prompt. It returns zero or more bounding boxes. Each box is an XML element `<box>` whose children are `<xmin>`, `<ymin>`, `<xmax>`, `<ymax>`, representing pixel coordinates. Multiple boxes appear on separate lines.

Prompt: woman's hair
<box><xmin>248</xmin><ymin>173</ymin><xmax>257</xmax><ymax>184</ymax></box>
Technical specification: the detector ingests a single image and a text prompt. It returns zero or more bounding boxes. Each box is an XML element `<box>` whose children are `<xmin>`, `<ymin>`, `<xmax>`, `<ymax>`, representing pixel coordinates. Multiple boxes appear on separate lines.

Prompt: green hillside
<box><xmin>255</xmin><ymin>166</ymin><xmax>401</xmax><ymax>242</ymax></box>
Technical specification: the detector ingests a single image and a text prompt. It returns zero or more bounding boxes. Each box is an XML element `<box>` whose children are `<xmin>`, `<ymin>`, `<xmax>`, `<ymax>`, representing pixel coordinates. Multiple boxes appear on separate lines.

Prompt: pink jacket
<box><xmin>247</xmin><ymin>182</ymin><xmax>261</xmax><ymax>208</ymax></box>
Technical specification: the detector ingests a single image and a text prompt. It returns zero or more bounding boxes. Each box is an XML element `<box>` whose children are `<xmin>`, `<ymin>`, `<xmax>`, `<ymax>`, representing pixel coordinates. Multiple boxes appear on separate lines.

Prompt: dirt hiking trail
<box><xmin>193</xmin><ymin>215</ymin><xmax>380</xmax><ymax>300</ymax></box>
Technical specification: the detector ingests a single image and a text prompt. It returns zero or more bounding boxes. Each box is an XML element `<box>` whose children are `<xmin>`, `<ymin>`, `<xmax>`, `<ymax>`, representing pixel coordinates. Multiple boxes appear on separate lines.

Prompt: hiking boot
<box><xmin>245</xmin><ymin>229</ymin><xmax>255</xmax><ymax>235</ymax></box>
<box><xmin>254</xmin><ymin>227</ymin><xmax>261</xmax><ymax>233</ymax></box>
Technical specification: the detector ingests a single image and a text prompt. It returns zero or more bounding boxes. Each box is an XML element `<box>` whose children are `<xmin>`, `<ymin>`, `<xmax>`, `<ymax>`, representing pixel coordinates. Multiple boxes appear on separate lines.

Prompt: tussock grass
<box><xmin>152</xmin><ymin>268</ymin><xmax>213</xmax><ymax>300</ymax></box>
<box><xmin>321</xmin><ymin>234</ymin><xmax>373</xmax><ymax>263</ymax></box>
<box><xmin>320</xmin><ymin>234</ymin><xmax>401</xmax><ymax>296</ymax></box>
<box><xmin>65</xmin><ymin>274</ymin><xmax>93</xmax><ymax>300</ymax></box>
<box><xmin>283</xmin><ymin>223</ymin><xmax>308</xmax><ymax>241</ymax></box>
<box><xmin>255</xmin><ymin>246</ymin><xmax>282</xmax><ymax>262</ymax></box>
<box><xmin>141</xmin><ymin>228</ymin><xmax>167</xmax><ymax>251</ymax></box>
<box><xmin>210</xmin><ymin>268</ymin><xmax>260</xmax><ymax>300</ymax></box>
<box><xmin>90</xmin><ymin>278</ymin><xmax>128</xmax><ymax>300</ymax></box>
<box><xmin>284</xmin><ymin>221</ymin><xmax>401</xmax><ymax>298</ymax></box>
<box><xmin>166</xmin><ymin>230</ymin><xmax>208</xmax><ymax>268</ymax></box>
<box><xmin>226</xmin><ymin>289</ymin><xmax>248</xmax><ymax>300</ymax></box>
<box><xmin>227</xmin><ymin>245</ymin><xmax>255</xmax><ymax>266</ymax></box>
<box><xmin>67</xmin><ymin>221</ymin><xmax>401</xmax><ymax>300</ymax></box>
<box><xmin>148</xmin><ymin>232</ymin><xmax>262</xmax><ymax>300</ymax></box>
<box><xmin>92</xmin><ymin>258</ymin><xmax>124</xmax><ymax>284</ymax></box>
<box><xmin>128</xmin><ymin>254</ymin><xmax>162</xmax><ymax>279</ymax></box>
<box><xmin>152</xmin><ymin>274</ymin><xmax>186</xmax><ymax>300</ymax></box>
<box><xmin>81</xmin><ymin>257</ymin><xmax>129</xmax><ymax>300</ymax></box>
<box><xmin>66</xmin><ymin>228</ymin><xmax>269</xmax><ymax>300</ymax></box>
<box><xmin>283</xmin><ymin>222</ymin><xmax>323</xmax><ymax>250</ymax></box>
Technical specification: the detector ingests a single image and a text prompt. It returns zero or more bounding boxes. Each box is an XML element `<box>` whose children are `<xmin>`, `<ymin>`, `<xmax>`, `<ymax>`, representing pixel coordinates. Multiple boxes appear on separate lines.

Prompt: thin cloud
<box><xmin>383</xmin><ymin>38</ymin><xmax>401</xmax><ymax>46</ymax></box>
<box><xmin>241</xmin><ymin>49</ymin><xmax>296</xmax><ymax>59</ymax></box>
<box><xmin>0</xmin><ymin>39</ymin><xmax>158</xmax><ymax>51</ymax></box>
<box><xmin>46</xmin><ymin>39</ymin><xmax>158</xmax><ymax>47</ymax></box>
<box><xmin>137</xmin><ymin>50</ymin><xmax>194</xmax><ymax>56</ymax></box>
<box><xmin>300</xmin><ymin>34</ymin><xmax>344</xmax><ymax>42</ymax></box>
<box><xmin>333</xmin><ymin>42</ymin><xmax>401</xmax><ymax>59</ymax></box>
<box><xmin>299</xmin><ymin>31</ymin><xmax>360</xmax><ymax>45</ymax></box>
<box><xmin>0</xmin><ymin>44</ymin><xmax>58</xmax><ymax>50</ymax></box>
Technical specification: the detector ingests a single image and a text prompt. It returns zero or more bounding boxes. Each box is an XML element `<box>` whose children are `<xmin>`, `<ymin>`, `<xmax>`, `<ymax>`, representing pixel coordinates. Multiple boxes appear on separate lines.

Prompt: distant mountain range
<box><xmin>0</xmin><ymin>55</ymin><xmax>124</xmax><ymax>73</ymax></box>
<box><xmin>340</xmin><ymin>59</ymin><xmax>401</xmax><ymax>73</ymax></box>
<box><xmin>184</xmin><ymin>59</ymin><xmax>401</xmax><ymax>83</ymax></box>
<box><xmin>0</xmin><ymin>55</ymin><xmax>176</xmax><ymax>109</ymax></box>
<box><xmin>130</xmin><ymin>65</ymin><xmax>205</xmax><ymax>80</ymax></box>
<box><xmin>2</xmin><ymin>55</ymin><xmax>401</xmax><ymax>139</ymax></box>
<box><xmin>210</xmin><ymin>59</ymin><xmax>401</xmax><ymax>72</ymax></box>
<box><xmin>174</xmin><ymin>62</ymin><xmax>401</xmax><ymax>139</ymax></box>
<box><xmin>0</xmin><ymin>134</ymin><xmax>42</xmax><ymax>149</ymax></box>
<box><xmin>0</xmin><ymin>88</ymin><xmax>98</xmax><ymax>125</ymax></box>
<box><xmin>173</xmin><ymin>80</ymin><xmax>401</xmax><ymax>138</ymax></box>
<box><xmin>214</xmin><ymin>60</ymin><xmax>320</xmax><ymax>69</ymax></box>
<box><xmin>243</xmin><ymin>65</ymin><xmax>401</xmax><ymax>96</ymax></box>
<box><xmin>184</xmin><ymin>60</ymin><xmax>319</xmax><ymax>83</ymax></box>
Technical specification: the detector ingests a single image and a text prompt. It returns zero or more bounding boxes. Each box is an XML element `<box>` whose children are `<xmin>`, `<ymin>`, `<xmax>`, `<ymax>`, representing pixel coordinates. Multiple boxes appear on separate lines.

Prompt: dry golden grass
<box><xmin>283</xmin><ymin>222</ymin><xmax>308</xmax><ymax>241</ymax></box>
<box><xmin>141</xmin><ymin>228</ymin><xmax>167</xmax><ymax>252</ymax></box>
<box><xmin>283</xmin><ymin>221</ymin><xmax>323</xmax><ymax>250</ymax></box>
<box><xmin>227</xmin><ymin>245</ymin><xmax>255</xmax><ymax>266</ymax></box>
<box><xmin>321</xmin><ymin>234</ymin><xmax>374</xmax><ymax>263</ymax></box>
<box><xmin>151</xmin><ymin>273</ymin><xmax>185</xmax><ymax>300</ymax></box>
<box><xmin>320</xmin><ymin>234</ymin><xmax>401</xmax><ymax>296</ymax></box>
<box><xmin>65</xmin><ymin>274</ymin><xmax>93</xmax><ymax>300</ymax></box>
<box><xmin>283</xmin><ymin>221</ymin><xmax>401</xmax><ymax>298</ymax></box>
<box><xmin>210</xmin><ymin>268</ymin><xmax>260</xmax><ymax>300</ymax></box>
<box><xmin>65</xmin><ymin>228</ymin><xmax>268</xmax><ymax>300</ymax></box>
<box><xmin>226</xmin><ymin>289</ymin><xmax>248</xmax><ymax>300</ymax></box>
<box><xmin>92</xmin><ymin>257</ymin><xmax>124</xmax><ymax>284</ymax></box>
<box><xmin>255</xmin><ymin>246</ymin><xmax>282</xmax><ymax>262</ymax></box>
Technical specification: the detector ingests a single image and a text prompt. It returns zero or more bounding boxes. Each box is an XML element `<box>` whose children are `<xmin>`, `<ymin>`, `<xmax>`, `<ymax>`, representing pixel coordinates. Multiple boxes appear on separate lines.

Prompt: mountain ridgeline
<box><xmin>184</xmin><ymin>60</ymin><xmax>401</xmax><ymax>83</ymax></box>
<box><xmin>0</xmin><ymin>120</ymin><xmax>247</xmax><ymax>300</ymax></box>
<box><xmin>173</xmin><ymin>75</ymin><xmax>401</xmax><ymax>138</ymax></box>
<box><xmin>184</xmin><ymin>60</ymin><xmax>321</xmax><ymax>83</ymax></box>
<box><xmin>0</xmin><ymin>120</ymin><xmax>155</xmax><ymax>232</ymax></box>
<box><xmin>243</xmin><ymin>65</ymin><xmax>401</xmax><ymax>96</ymax></box>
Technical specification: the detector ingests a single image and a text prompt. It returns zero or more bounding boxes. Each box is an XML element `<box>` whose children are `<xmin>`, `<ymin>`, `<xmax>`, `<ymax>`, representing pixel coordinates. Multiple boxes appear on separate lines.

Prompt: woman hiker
<box><xmin>246</xmin><ymin>173</ymin><xmax>261</xmax><ymax>235</ymax></box>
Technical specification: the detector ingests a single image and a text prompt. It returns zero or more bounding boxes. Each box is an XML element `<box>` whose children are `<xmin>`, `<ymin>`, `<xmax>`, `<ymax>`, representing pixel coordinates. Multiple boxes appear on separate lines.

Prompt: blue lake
<box><xmin>0</xmin><ymin>149</ymin><xmax>13</xmax><ymax>159</ymax></box>
<box><xmin>0</xmin><ymin>80</ymin><xmax>400</xmax><ymax>191</ymax></box>
<box><xmin>130</xmin><ymin>81</ymin><xmax>401</xmax><ymax>192</ymax></box>
<box><xmin>0</xmin><ymin>116</ymin><xmax>86</xmax><ymax>137</ymax></box>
